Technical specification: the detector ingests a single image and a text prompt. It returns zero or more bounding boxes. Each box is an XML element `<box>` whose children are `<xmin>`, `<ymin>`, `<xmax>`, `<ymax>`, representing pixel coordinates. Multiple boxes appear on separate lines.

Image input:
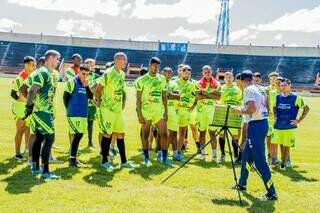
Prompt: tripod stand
<box><xmin>161</xmin><ymin>105</ymin><xmax>243</xmax><ymax>206</ymax></box>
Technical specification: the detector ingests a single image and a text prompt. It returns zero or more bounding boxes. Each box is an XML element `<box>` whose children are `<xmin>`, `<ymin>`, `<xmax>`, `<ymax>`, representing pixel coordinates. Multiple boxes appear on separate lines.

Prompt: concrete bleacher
<box><xmin>0</xmin><ymin>32</ymin><xmax>319</xmax><ymax>85</ymax></box>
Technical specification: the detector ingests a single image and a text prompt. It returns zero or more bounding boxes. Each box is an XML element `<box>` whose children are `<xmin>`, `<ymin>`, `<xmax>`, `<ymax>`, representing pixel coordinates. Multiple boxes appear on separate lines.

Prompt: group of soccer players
<box><xmin>10</xmin><ymin>49</ymin><xmax>309</xmax><ymax>193</ymax></box>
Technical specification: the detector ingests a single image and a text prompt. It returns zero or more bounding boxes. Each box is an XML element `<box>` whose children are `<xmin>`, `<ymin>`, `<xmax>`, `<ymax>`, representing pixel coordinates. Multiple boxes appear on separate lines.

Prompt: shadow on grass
<box><xmin>211</xmin><ymin>191</ymin><xmax>276</xmax><ymax>212</ymax></box>
<box><xmin>276</xmin><ymin>167</ymin><xmax>318</xmax><ymax>182</ymax></box>
<box><xmin>0</xmin><ymin>157</ymin><xmax>21</xmax><ymax>176</ymax></box>
<box><xmin>83</xmin><ymin>156</ymin><xmax>114</xmax><ymax>188</ymax></box>
<box><xmin>127</xmin><ymin>153</ymin><xmax>171</xmax><ymax>180</ymax></box>
<box><xmin>2</xmin><ymin>165</ymin><xmax>43</xmax><ymax>194</ymax></box>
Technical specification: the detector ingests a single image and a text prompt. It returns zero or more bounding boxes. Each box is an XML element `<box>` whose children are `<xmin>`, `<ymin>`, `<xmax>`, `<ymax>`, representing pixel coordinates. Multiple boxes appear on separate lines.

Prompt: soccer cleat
<box><xmin>232</xmin><ymin>184</ymin><xmax>247</xmax><ymax>191</ymax></box>
<box><xmin>121</xmin><ymin>161</ymin><xmax>135</xmax><ymax>169</ymax></box>
<box><xmin>258</xmin><ymin>193</ymin><xmax>278</xmax><ymax>201</ymax></box>
<box><xmin>143</xmin><ymin>159</ymin><xmax>153</xmax><ymax>167</ymax></box>
<box><xmin>220</xmin><ymin>154</ymin><xmax>226</xmax><ymax>163</ymax></box>
<box><xmin>69</xmin><ymin>160</ymin><xmax>78</xmax><ymax>168</ymax></box>
<box><xmin>15</xmin><ymin>153</ymin><xmax>24</xmax><ymax>161</ymax></box>
<box><xmin>285</xmin><ymin>160</ymin><xmax>293</xmax><ymax>168</ymax></box>
<box><xmin>41</xmin><ymin>173</ymin><xmax>60</xmax><ymax>179</ymax></box>
<box><xmin>172</xmin><ymin>153</ymin><xmax>184</xmax><ymax>162</ymax></box>
<box><xmin>196</xmin><ymin>154</ymin><xmax>205</xmax><ymax>160</ymax></box>
<box><xmin>270</xmin><ymin>163</ymin><xmax>277</xmax><ymax>170</ymax></box>
<box><xmin>101</xmin><ymin>162</ymin><xmax>114</xmax><ymax>172</ymax></box>
<box><xmin>162</xmin><ymin>159</ymin><xmax>174</xmax><ymax>168</ymax></box>
<box><xmin>280</xmin><ymin>164</ymin><xmax>286</xmax><ymax>171</ymax></box>
<box><xmin>156</xmin><ymin>152</ymin><xmax>163</xmax><ymax>162</ymax></box>
<box><xmin>212</xmin><ymin>155</ymin><xmax>220</xmax><ymax>163</ymax></box>
<box><xmin>88</xmin><ymin>142</ymin><xmax>95</xmax><ymax>148</ymax></box>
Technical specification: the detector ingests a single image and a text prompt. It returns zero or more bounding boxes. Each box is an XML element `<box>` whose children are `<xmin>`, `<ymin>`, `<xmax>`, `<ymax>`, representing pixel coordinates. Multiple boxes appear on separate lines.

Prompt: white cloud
<box><xmin>250</xmin><ymin>6</ymin><xmax>320</xmax><ymax>32</ymax></box>
<box><xmin>8</xmin><ymin>0</ymin><xmax>121</xmax><ymax>17</ymax></box>
<box><xmin>230</xmin><ymin>29</ymin><xmax>249</xmax><ymax>42</ymax></box>
<box><xmin>169</xmin><ymin>26</ymin><xmax>211</xmax><ymax>40</ymax></box>
<box><xmin>199</xmin><ymin>38</ymin><xmax>215</xmax><ymax>44</ymax></box>
<box><xmin>0</xmin><ymin>18</ymin><xmax>22</xmax><ymax>31</ymax></box>
<box><xmin>274</xmin><ymin>34</ymin><xmax>282</xmax><ymax>40</ymax></box>
<box><xmin>243</xmin><ymin>34</ymin><xmax>257</xmax><ymax>41</ymax></box>
<box><xmin>122</xmin><ymin>3</ymin><xmax>132</xmax><ymax>11</ymax></box>
<box><xmin>56</xmin><ymin>19</ymin><xmax>105</xmax><ymax>38</ymax></box>
<box><xmin>131</xmin><ymin>0</ymin><xmax>233</xmax><ymax>24</ymax></box>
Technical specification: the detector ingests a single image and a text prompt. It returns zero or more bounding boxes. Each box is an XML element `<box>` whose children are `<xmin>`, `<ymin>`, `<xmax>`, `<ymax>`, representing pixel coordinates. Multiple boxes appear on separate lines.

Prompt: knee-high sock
<box><xmin>101</xmin><ymin>136</ymin><xmax>111</xmax><ymax>163</ymax></box>
<box><xmin>32</xmin><ymin>130</ymin><xmax>44</xmax><ymax>170</ymax></box>
<box><xmin>87</xmin><ymin>120</ymin><xmax>94</xmax><ymax>144</ymax></box>
<box><xmin>41</xmin><ymin>134</ymin><xmax>54</xmax><ymax>174</ymax></box>
<box><xmin>219</xmin><ymin>137</ymin><xmax>225</xmax><ymax>155</ymax></box>
<box><xmin>70</xmin><ymin>133</ymin><xmax>83</xmax><ymax>160</ymax></box>
<box><xmin>232</xmin><ymin>139</ymin><xmax>239</xmax><ymax>158</ymax></box>
<box><xmin>117</xmin><ymin>138</ymin><xmax>127</xmax><ymax>164</ymax></box>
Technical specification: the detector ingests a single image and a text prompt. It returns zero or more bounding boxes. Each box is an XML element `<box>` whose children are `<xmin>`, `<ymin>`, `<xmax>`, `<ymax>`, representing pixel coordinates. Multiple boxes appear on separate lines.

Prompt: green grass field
<box><xmin>0</xmin><ymin>77</ymin><xmax>319</xmax><ymax>212</ymax></box>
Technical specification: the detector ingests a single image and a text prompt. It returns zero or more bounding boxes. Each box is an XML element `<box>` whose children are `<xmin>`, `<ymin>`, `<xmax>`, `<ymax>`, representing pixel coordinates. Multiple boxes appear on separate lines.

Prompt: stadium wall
<box><xmin>0</xmin><ymin>32</ymin><xmax>319</xmax><ymax>85</ymax></box>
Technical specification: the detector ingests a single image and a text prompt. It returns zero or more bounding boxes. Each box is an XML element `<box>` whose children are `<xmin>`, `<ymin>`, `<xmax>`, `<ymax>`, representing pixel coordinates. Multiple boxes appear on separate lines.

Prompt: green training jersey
<box><xmin>220</xmin><ymin>84</ymin><xmax>242</xmax><ymax>106</ymax></box>
<box><xmin>99</xmin><ymin>66</ymin><xmax>125</xmax><ymax>112</ymax></box>
<box><xmin>32</xmin><ymin>67</ymin><xmax>57</xmax><ymax>114</ymax></box>
<box><xmin>197</xmin><ymin>81</ymin><xmax>221</xmax><ymax>107</ymax></box>
<box><xmin>88</xmin><ymin>72</ymin><xmax>100</xmax><ymax>107</ymax></box>
<box><xmin>265</xmin><ymin>85</ymin><xmax>279</xmax><ymax>117</ymax></box>
<box><xmin>175</xmin><ymin>78</ymin><xmax>197</xmax><ymax>109</ymax></box>
<box><xmin>135</xmin><ymin>72</ymin><xmax>167</xmax><ymax>111</ymax></box>
<box><xmin>166</xmin><ymin>80</ymin><xmax>179</xmax><ymax>108</ymax></box>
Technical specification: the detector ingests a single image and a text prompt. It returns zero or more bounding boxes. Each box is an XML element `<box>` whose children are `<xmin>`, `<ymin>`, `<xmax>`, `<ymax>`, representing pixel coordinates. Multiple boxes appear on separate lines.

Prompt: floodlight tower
<box><xmin>216</xmin><ymin>0</ymin><xmax>230</xmax><ymax>45</ymax></box>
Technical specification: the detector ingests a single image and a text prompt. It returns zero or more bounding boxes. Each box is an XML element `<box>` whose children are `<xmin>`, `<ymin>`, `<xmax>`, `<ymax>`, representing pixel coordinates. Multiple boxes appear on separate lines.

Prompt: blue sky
<box><xmin>0</xmin><ymin>0</ymin><xmax>319</xmax><ymax>46</ymax></box>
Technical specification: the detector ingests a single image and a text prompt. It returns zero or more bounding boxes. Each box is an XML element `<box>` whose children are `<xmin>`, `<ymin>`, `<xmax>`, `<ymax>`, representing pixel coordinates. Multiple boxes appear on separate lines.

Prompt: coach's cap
<box><xmin>23</xmin><ymin>56</ymin><xmax>36</xmax><ymax>64</ymax></box>
<box><xmin>149</xmin><ymin>57</ymin><xmax>161</xmax><ymax>65</ymax></box>
<box><xmin>71</xmin><ymin>53</ymin><xmax>82</xmax><ymax>60</ymax></box>
<box><xmin>240</xmin><ymin>70</ymin><xmax>253</xmax><ymax>81</ymax></box>
<box><xmin>44</xmin><ymin>50</ymin><xmax>60</xmax><ymax>59</ymax></box>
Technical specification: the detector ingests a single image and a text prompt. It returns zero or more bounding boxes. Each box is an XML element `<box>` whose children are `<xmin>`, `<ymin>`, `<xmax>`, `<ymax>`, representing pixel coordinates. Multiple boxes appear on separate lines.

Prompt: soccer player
<box><xmin>10</xmin><ymin>56</ymin><xmax>36</xmax><ymax>160</ymax></box>
<box><xmin>253</xmin><ymin>72</ymin><xmax>263</xmax><ymax>86</ymax></box>
<box><xmin>270</xmin><ymin>79</ymin><xmax>309</xmax><ymax>170</ymax></box>
<box><xmin>315</xmin><ymin>72</ymin><xmax>320</xmax><ymax>88</ymax></box>
<box><xmin>23</xmin><ymin>50</ymin><xmax>61</xmax><ymax>179</ymax></box>
<box><xmin>174</xmin><ymin>65</ymin><xmax>198</xmax><ymax>161</ymax></box>
<box><xmin>233</xmin><ymin>70</ymin><xmax>277</xmax><ymax>201</ymax></box>
<box><xmin>171</xmin><ymin>64</ymin><xmax>184</xmax><ymax>81</ymax></box>
<box><xmin>84</xmin><ymin>58</ymin><xmax>100</xmax><ymax>147</ymax></box>
<box><xmin>265</xmin><ymin>72</ymin><xmax>280</xmax><ymax>162</ymax></box>
<box><xmin>135</xmin><ymin>57</ymin><xmax>172</xmax><ymax>167</ymax></box>
<box><xmin>95</xmin><ymin>52</ymin><xmax>135</xmax><ymax>172</ymax></box>
<box><xmin>63</xmin><ymin>65</ymin><xmax>93</xmax><ymax>167</ymax></box>
<box><xmin>219</xmin><ymin>72</ymin><xmax>242</xmax><ymax>163</ymax></box>
<box><xmin>162</xmin><ymin>67</ymin><xmax>179</xmax><ymax>161</ymax></box>
<box><xmin>65</xmin><ymin>53</ymin><xmax>82</xmax><ymax>80</ymax></box>
<box><xmin>196</xmin><ymin>65</ymin><xmax>221</xmax><ymax>161</ymax></box>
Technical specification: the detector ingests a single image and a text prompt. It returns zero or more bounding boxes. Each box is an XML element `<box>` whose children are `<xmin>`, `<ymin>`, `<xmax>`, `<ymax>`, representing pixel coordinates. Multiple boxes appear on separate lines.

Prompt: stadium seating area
<box><xmin>1</xmin><ymin>40</ymin><xmax>319</xmax><ymax>84</ymax></box>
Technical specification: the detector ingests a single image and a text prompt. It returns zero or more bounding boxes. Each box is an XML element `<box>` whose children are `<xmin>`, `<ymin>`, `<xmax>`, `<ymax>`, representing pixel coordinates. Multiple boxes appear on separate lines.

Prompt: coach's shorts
<box><xmin>267</xmin><ymin>117</ymin><xmax>274</xmax><ymax>137</ymax></box>
<box><xmin>67</xmin><ymin>117</ymin><xmax>87</xmax><ymax>134</ymax></box>
<box><xmin>197</xmin><ymin>105</ymin><xmax>218</xmax><ymax>132</ymax></box>
<box><xmin>142</xmin><ymin>107</ymin><xmax>164</xmax><ymax>125</ymax></box>
<box><xmin>32</xmin><ymin>111</ymin><xmax>54</xmax><ymax>135</ymax></box>
<box><xmin>189</xmin><ymin>109</ymin><xmax>197</xmax><ymax>126</ymax></box>
<box><xmin>271</xmin><ymin>129</ymin><xmax>296</xmax><ymax>147</ymax></box>
<box><xmin>98</xmin><ymin>107</ymin><xmax>124</xmax><ymax>135</ymax></box>
<box><xmin>177</xmin><ymin>108</ymin><xmax>190</xmax><ymax>128</ymax></box>
<box><xmin>88</xmin><ymin>105</ymin><xmax>97</xmax><ymax>121</ymax></box>
<box><xmin>167</xmin><ymin>106</ymin><xmax>178</xmax><ymax>132</ymax></box>
<box><xmin>11</xmin><ymin>101</ymin><xmax>30</xmax><ymax>126</ymax></box>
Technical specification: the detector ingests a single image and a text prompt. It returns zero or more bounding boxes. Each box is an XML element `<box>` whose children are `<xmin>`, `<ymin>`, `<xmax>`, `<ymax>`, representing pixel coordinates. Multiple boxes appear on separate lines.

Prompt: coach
<box><xmin>233</xmin><ymin>70</ymin><xmax>277</xmax><ymax>201</ymax></box>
